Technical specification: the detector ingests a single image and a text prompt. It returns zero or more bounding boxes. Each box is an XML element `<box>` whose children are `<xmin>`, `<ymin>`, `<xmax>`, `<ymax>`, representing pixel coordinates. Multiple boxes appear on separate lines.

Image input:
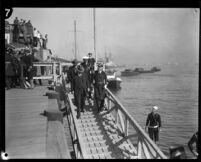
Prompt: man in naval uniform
<box><xmin>93</xmin><ymin>63</ymin><xmax>108</xmax><ymax>113</ymax></box>
<box><xmin>145</xmin><ymin>106</ymin><xmax>162</xmax><ymax>144</ymax></box>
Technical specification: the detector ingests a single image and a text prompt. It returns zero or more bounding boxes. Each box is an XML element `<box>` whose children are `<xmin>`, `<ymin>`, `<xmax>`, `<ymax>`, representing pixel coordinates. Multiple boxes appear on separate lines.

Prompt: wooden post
<box><xmin>137</xmin><ymin>137</ymin><xmax>142</xmax><ymax>159</ymax></box>
<box><xmin>59</xmin><ymin>63</ymin><xmax>62</xmax><ymax>75</ymax></box>
<box><xmin>117</xmin><ymin>109</ymin><xmax>125</xmax><ymax>133</ymax></box>
<box><xmin>115</xmin><ymin>107</ymin><xmax>119</xmax><ymax>124</ymax></box>
<box><xmin>125</xmin><ymin>118</ymin><xmax>129</xmax><ymax>137</ymax></box>
<box><xmin>107</xmin><ymin>98</ymin><xmax>111</xmax><ymax>110</ymax></box>
<box><xmin>142</xmin><ymin>141</ymin><xmax>151</xmax><ymax>159</ymax></box>
<box><xmin>20</xmin><ymin>63</ymin><xmax>24</xmax><ymax>88</ymax></box>
<box><xmin>53</xmin><ymin>62</ymin><xmax>56</xmax><ymax>82</ymax></box>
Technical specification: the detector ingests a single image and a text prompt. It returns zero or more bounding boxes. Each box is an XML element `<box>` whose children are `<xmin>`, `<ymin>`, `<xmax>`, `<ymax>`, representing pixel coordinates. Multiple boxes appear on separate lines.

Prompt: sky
<box><xmin>8</xmin><ymin>8</ymin><xmax>200</xmax><ymax>66</ymax></box>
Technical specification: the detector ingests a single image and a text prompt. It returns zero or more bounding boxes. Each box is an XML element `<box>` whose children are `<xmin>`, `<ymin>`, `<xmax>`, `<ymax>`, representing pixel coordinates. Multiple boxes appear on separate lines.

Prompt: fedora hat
<box><xmin>72</xmin><ymin>59</ymin><xmax>78</xmax><ymax>64</ymax></box>
<box><xmin>98</xmin><ymin>63</ymin><xmax>103</xmax><ymax>68</ymax></box>
<box><xmin>76</xmin><ymin>64</ymin><xmax>84</xmax><ymax>73</ymax></box>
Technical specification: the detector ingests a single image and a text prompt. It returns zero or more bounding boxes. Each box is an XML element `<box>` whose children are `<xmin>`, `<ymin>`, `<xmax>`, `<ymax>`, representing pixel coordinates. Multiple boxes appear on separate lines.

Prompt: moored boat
<box><xmin>106</xmin><ymin>69</ymin><xmax>122</xmax><ymax>89</ymax></box>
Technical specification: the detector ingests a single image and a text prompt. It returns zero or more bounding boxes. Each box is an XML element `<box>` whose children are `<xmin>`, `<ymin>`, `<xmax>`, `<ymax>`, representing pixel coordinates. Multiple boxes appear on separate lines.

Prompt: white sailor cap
<box><xmin>153</xmin><ymin>106</ymin><xmax>159</xmax><ymax>110</ymax></box>
<box><xmin>83</xmin><ymin>56</ymin><xmax>89</xmax><ymax>59</ymax></box>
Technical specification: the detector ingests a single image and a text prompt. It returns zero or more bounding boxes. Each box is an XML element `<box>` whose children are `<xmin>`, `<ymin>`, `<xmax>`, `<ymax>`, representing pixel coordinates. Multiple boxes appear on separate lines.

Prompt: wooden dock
<box><xmin>5</xmin><ymin>86</ymin><xmax>48</xmax><ymax>158</ymax></box>
<box><xmin>5</xmin><ymin>86</ymin><xmax>73</xmax><ymax>159</ymax></box>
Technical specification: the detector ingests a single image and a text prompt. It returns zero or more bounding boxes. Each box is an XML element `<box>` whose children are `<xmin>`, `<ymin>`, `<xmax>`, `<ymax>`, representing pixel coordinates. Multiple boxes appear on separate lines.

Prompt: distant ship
<box><xmin>121</xmin><ymin>69</ymin><xmax>140</xmax><ymax>76</ymax></box>
<box><xmin>135</xmin><ymin>67</ymin><xmax>161</xmax><ymax>73</ymax></box>
<box><xmin>121</xmin><ymin>67</ymin><xmax>161</xmax><ymax>76</ymax></box>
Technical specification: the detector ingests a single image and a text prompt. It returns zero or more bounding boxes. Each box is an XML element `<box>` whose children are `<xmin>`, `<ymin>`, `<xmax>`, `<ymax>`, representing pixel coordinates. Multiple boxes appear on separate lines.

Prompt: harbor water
<box><xmin>111</xmin><ymin>64</ymin><xmax>198</xmax><ymax>158</ymax></box>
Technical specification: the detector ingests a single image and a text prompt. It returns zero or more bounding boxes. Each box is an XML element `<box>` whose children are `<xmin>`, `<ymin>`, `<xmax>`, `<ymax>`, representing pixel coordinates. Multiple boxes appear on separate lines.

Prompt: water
<box><xmin>110</xmin><ymin>64</ymin><xmax>198</xmax><ymax>158</ymax></box>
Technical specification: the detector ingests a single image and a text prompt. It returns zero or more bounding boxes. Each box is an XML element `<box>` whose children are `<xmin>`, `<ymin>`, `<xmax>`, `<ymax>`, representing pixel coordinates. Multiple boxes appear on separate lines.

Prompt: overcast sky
<box><xmin>8</xmin><ymin>8</ymin><xmax>199</xmax><ymax>66</ymax></box>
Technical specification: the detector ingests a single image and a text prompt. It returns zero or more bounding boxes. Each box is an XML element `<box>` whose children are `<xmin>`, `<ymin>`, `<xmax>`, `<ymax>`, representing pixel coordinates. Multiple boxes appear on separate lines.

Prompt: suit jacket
<box><xmin>74</xmin><ymin>73</ymin><xmax>88</xmax><ymax>92</ymax></box>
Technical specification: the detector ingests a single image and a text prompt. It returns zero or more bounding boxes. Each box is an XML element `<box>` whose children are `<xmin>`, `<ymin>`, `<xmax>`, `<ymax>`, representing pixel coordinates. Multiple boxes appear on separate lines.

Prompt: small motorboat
<box><xmin>106</xmin><ymin>69</ymin><xmax>122</xmax><ymax>89</ymax></box>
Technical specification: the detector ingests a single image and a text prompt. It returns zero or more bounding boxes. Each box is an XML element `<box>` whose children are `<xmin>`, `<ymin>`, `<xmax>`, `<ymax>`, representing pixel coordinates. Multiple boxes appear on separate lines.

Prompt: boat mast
<box><xmin>93</xmin><ymin>8</ymin><xmax>97</xmax><ymax>63</ymax></box>
<box><xmin>105</xmin><ymin>46</ymin><xmax>107</xmax><ymax>63</ymax></box>
<box><xmin>74</xmin><ymin>20</ymin><xmax>77</xmax><ymax>60</ymax></box>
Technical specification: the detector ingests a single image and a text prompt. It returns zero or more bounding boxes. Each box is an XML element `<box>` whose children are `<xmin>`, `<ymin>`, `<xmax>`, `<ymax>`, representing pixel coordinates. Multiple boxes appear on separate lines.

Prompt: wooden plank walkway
<box><xmin>5</xmin><ymin>86</ymin><xmax>74</xmax><ymax>159</ymax></box>
<box><xmin>67</xmin><ymin>93</ymin><xmax>138</xmax><ymax>159</ymax></box>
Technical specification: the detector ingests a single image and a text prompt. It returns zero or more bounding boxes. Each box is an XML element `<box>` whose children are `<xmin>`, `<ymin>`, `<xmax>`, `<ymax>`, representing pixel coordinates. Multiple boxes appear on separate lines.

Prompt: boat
<box><xmin>106</xmin><ymin>69</ymin><xmax>122</xmax><ymax>89</ymax></box>
<box><xmin>135</xmin><ymin>67</ymin><xmax>161</xmax><ymax>73</ymax></box>
<box><xmin>121</xmin><ymin>68</ymin><xmax>140</xmax><ymax>76</ymax></box>
<box><xmin>150</xmin><ymin>66</ymin><xmax>161</xmax><ymax>72</ymax></box>
<box><xmin>103</xmin><ymin>48</ymin><xmax>122</xmax><ymax>89</ymax></box>
<box><xmin>121</xmin><ymin>67</ymin><xmax>161</xmax><ymax>76</ymax></box>
<box><xmin>134</xmin><ymin>67</ymin><xmax>161</xmax><ymax>73</ymax></box>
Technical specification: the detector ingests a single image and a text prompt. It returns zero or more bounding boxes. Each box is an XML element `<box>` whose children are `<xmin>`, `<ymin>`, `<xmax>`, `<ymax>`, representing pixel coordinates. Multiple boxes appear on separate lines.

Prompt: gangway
<box><xmin>50</xmin><ymin>74</ymin><xmax>168</xmax><ymax>159</ymax></box>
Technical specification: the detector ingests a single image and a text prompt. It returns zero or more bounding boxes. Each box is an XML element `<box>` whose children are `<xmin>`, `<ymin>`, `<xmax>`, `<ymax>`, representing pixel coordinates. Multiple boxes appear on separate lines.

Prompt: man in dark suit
<box><xmin>74</xmin><ymin>64</ymin><xmax>88</xmax><ymax>119</ymax></box>
<box><xmin>87</xmin><ymin>53</ymin><xmax>96</xmax><ymax>98</ymax></box>
<box><xmin>81</xmin><ymin>56</ymin><xmax>91</xmax><ymax>98</ymax></box>
<box><xmin>68</xmin><ymin>59</ymin><xmax>78</xmax><ymax>93</ymax></box>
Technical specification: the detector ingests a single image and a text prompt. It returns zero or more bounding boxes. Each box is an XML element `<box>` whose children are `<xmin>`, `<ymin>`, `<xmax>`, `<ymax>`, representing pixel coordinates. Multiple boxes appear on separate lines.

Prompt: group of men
<box><xmin>68</xmin><ymin>52</ymin><xmax>108</xmax><ymax>119</ymax></box>
<box><xmin>12</xmin><ymin>17</ymin><xmax>48</xmax><ymax>48</ymax></box>
<box><xmin>33</xmin><ymin>28</ymin><xmax>48</xmax><ymax>49</ymax></box>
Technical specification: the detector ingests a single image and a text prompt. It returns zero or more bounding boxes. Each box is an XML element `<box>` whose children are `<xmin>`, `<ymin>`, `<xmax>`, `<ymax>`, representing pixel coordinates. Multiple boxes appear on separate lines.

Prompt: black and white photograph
<box><xmin>3</xmin><ymin>7</ymin><xmax>199</xmax><ymax>159</ymax></box>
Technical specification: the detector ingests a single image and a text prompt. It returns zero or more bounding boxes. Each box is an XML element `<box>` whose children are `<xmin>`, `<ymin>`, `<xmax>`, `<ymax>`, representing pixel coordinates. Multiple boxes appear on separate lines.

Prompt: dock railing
<box><xmin>104</xmin><ymin>88</ymin><xmax>167</xmax><ymax>159</ymax></box>
<box><xmin>32</xmin><ymin>62</ymin><xmax>71</xmax><ymax>82</ymax></box>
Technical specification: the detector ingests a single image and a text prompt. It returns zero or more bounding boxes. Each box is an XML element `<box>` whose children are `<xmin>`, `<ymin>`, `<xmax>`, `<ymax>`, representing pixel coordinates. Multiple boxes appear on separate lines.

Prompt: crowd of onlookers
<box><xmin>5</xmin><ymin>17</ymin><xmax>48</xmax><ymax>49</ymax></box>
<box><xmin>5</xmin><ymin>17</ymin><xmax>51</xmax><ymax>90</ymax></box>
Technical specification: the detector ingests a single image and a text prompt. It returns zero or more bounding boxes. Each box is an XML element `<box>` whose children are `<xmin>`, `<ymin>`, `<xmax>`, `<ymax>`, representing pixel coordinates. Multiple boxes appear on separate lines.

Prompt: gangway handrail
<box><xmin>59</xmin><ymin>73</ymin><xmax>88</xmax><ymax>159</ymax></box>
<box><xmin>105</xmin><ymin>87</ymin><xmax>167</xmax><ymax>159</ymax></box>
<box><xmin>58</xmin><ymin>72</ymin><xmax>167</xmax><ymax>159</ymax></box>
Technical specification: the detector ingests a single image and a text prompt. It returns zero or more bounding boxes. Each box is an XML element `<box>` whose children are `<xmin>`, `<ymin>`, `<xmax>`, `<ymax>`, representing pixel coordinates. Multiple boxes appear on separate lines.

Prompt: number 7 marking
<box><xmin>5</xmin><ymin>8</ymin><xmax>11</xmax><ymax>18</ymax></box>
